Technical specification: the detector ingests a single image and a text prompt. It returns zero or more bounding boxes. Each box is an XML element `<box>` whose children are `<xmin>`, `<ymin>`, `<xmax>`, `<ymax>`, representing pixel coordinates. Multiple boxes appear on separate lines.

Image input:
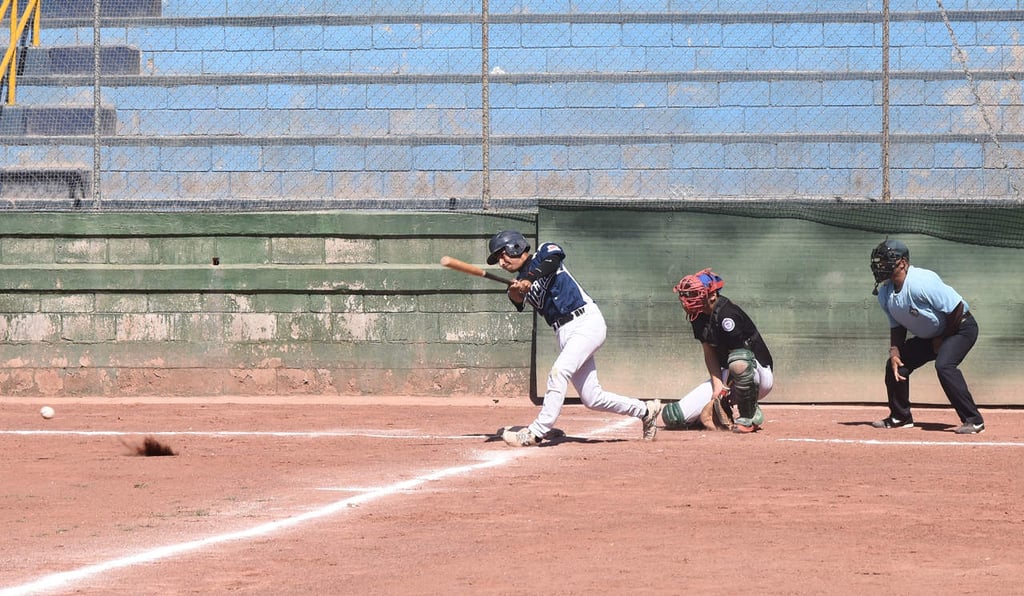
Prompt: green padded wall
<box><xmin>536</xmin><ymin>207</ymin><xmax>1024</xmax><ymax>406</ymax></box>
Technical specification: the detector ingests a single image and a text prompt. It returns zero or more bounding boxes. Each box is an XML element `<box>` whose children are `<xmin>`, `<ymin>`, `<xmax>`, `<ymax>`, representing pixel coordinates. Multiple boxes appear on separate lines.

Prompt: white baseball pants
<box><xmin>528</xmin><ymin>305</ymin><xmax>648</xmax><ymax>438</ymax></box>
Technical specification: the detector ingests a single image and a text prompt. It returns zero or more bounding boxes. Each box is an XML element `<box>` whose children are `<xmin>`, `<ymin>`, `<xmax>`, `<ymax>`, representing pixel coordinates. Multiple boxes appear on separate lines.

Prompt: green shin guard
<box><xmin>661</xmin><ymin>401</ymin><xmax>687</xmax><ymax>429</ymax></box>
<box><xmin>728</xmin><ymin>348</ymin><xmax>760</xmax><ymax>426</ymax></box>
<box><xmin>735</xmin><ymin>397</ymin><xmax>757</xmax><ymax>420</ymax></box>
<box><xmin>734</xmin><ymin>404</ymin><xmax>764</xmax><ymax>430</ymax></box>
<box><xmin>751</xmin><ymin>404</ymin><xmax>765</xmax><ymax>426</ymax></box>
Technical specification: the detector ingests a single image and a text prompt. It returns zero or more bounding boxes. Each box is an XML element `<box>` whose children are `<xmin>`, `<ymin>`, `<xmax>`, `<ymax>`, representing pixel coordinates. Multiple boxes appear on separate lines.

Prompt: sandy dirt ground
<box><xmin>2</xmin><ymin>398</ymin><xmax>1022</xmax><ymax>595</ymax></box>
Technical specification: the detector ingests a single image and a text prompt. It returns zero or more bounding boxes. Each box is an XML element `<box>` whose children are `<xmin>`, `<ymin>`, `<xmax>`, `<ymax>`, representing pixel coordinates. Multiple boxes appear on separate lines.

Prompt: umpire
<box><xmin>869</xmin><ymin>239</ymin><xmax>984</xmax><ymax>434</ymax></box>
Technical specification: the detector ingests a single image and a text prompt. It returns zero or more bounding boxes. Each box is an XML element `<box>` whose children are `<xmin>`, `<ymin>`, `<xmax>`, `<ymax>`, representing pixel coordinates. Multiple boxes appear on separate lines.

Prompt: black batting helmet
<box><xmin>487</xmin><ymin>230</ymin><xmax>530</xmax><ymax>265</ymax></box>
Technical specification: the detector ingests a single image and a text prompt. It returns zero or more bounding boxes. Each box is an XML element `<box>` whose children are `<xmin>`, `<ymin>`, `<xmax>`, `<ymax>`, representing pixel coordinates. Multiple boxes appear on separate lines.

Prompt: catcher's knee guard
<box><xmin>661</xmin><ymin>400</ymin><xmax>688</xmax><ymax>429</ymax></box>
<box><xmin>727</xmin><ymin>348</ymin><xmax>759</xmax><ymax>420</ymax></box>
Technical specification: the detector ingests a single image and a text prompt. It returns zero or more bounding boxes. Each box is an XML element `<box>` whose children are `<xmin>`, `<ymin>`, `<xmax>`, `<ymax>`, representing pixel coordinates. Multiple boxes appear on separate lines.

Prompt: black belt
<box><xmin>552</xmin><ymin>306</ymin><xmax>587</xmax><ymax>330</ymax></box>
<box><xmin>960</xmin><ymin>311</ymin><xmax>974</xmax><ymax>324</ymax></box>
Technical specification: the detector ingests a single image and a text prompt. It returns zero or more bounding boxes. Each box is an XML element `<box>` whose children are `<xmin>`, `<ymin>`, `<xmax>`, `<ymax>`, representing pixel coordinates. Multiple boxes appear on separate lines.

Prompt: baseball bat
<box><xmin>440</xmin><ymin>256</ymin><xmax>513</xmax><ymax>285</ymax></box>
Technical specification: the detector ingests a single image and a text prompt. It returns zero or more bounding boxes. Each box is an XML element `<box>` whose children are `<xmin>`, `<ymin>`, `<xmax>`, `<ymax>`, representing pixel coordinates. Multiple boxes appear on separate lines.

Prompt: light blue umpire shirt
<box><xmin>876</xmin><ymin>265</ymin><xmax>969</xmax><ymax>340</ymax></box>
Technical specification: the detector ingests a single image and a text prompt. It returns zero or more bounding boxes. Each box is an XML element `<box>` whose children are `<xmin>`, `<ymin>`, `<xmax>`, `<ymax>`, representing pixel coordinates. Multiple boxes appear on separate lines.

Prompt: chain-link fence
<box><xmin>2</xmin><ymin>1</ymin><xmax>1024</xmax><ymax>210</ymax></box>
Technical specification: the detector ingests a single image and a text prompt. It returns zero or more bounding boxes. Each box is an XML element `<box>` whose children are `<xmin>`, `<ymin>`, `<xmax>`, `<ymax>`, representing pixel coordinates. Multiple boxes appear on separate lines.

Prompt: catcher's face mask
<box><xmin>674</xmin><ymin>268</ymin><xmax>724</xmax><ymax>321</ymax></box>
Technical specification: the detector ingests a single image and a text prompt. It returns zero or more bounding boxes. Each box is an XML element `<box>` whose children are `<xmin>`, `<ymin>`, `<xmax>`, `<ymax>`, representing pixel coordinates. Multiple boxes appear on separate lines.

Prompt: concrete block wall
<box><xmin>7</xmin><ymin>3</ymin><xmax>1024</xmax><ymax>203</ymax></box>
<box><xmin>0</xmin><ymin>212</ymin><xmax>539</xmax><ymax>398</ymax></box>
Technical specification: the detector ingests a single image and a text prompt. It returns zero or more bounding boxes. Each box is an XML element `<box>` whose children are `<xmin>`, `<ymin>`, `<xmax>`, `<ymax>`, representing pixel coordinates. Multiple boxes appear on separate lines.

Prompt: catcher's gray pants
<box><xmin>528</xmin><ymin>305</ymin><xmax>648</xmax><ymax>438</ymax></box>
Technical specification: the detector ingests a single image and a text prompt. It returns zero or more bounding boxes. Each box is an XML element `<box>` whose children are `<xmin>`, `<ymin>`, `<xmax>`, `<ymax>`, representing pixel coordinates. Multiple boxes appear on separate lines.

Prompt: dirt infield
<box><xmin>2</xmin><ymin>398</ymin><xmax>1023</xmax><ymax>595</ymax></box>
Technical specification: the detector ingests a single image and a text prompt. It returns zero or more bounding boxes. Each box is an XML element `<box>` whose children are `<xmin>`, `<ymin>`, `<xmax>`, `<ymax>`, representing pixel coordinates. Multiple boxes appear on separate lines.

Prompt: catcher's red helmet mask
<box><xmin>674</xmin><ymin>268</ymin><xmax>724</xmax><ymax>321</ymax></box>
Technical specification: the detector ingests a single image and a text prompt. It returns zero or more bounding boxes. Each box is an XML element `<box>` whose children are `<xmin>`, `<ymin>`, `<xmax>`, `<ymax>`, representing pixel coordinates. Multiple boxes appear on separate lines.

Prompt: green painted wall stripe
<box><xmin>0</xmin><ymin>211</ymin><xmax>537</xmax><ymax>237</ymax></box>
<box><xmin>0</xmin><ymin>341</ymin><xmax>530</xmax><ymax>369</ymax></box>
<box><xmin>0</xmin><ymin>264</ymin><xmax>515</xmax><ymax>292</ymax></box>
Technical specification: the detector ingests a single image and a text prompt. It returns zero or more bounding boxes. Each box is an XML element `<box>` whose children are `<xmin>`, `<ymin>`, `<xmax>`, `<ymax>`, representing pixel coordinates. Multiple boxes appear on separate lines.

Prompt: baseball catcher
<box><xmin>660</xmin><ymin>268</ymin><xmax>775</xmax><ymax>433</ymax></box>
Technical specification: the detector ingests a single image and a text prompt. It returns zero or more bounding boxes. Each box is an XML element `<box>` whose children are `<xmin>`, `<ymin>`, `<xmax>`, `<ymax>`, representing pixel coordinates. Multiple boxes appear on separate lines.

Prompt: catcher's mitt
<box><xmin>699</xmin><ymin>393</ymin><xmax>734</xmax><ymax>430</ymax></box>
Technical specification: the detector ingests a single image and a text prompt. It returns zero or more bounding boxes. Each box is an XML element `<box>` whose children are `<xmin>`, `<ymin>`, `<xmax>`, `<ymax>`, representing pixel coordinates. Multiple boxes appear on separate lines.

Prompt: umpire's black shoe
<box><xmin>954</xmin><ymin>422</ymin><xmax>985</xmax><ymax>434</ymax></box>
<box><xmin>871</xmin><ymin>416</ymin><xmax>914</xmax><ymax>429</ymax></box>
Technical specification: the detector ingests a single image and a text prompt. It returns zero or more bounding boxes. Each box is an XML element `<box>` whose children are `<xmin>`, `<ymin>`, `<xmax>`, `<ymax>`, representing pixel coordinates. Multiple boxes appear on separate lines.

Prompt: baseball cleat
<box><xmin>497</xmin><ymin>426</ymin><xmax>563</xmax><ymax>441</ymax></box>
<box><xmin>502</xmin><ymin>427</ymin><xmax>541</xmax><ymax>447</ymax></box>
<box><xmin>954</xmin><ymin>422</ymin><xmax>985</xmax><ymax>434</ymax></box>
<box><xmin>731</xmin><ymin>418</ymin><xmax>761</xmax><ymax>433</ymax></box>
<box><xmin>641</xmin><ymin>399</ymin><xmax>663</xmax><ymax>440</ymax></box>
<box><xmin>871</xmin><ymin>416</ymin><xmax>914</xmax><ymax>429</ymax></box>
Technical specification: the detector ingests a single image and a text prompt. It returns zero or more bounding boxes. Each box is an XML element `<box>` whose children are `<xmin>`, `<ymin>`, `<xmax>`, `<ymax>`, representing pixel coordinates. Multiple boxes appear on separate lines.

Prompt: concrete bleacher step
<box><xmin>0</xmin><ymin>105</ymin><xmax>117</xmax><ymax>136</ymax></box>
<box><xmin>0</xmin><ymin>165</ymin><xmax>90</xmax><ymax>201</ymax></box>
<box><xmin>41</xmin><ymin>0</ymin><xmax>160</xmax><ymax>18</ymax></box>
<box><xmin>20</xmin><ymin>46</ymin><xmax>141</xmax><ymax>76</ymax></box>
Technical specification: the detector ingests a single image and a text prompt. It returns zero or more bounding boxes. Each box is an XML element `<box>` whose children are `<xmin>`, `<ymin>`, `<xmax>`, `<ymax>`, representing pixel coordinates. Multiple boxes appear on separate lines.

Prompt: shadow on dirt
<box><xmin>469</xmin><ymin>426</ymin><xmax>628</xmax><ymax>445</ymax></box>
<box><xmin>838</xmin><ymin>420</ymin><xmax>956</xmax><ymax>432</ymax></box>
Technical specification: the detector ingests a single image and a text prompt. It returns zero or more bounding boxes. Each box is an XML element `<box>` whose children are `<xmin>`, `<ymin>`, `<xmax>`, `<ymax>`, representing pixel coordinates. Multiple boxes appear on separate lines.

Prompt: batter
<box><xmin>487</xmin><ymin>230</ymin><xmax>662</xmax><ymax>447</ymax></box>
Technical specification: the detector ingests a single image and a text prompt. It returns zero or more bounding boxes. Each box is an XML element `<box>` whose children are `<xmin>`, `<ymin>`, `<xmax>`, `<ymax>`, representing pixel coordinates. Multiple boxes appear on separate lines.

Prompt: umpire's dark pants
<box><xmin>884</xmin><ymin>312</ymin><xmax>982</xmax><ymax>425</ymax></box>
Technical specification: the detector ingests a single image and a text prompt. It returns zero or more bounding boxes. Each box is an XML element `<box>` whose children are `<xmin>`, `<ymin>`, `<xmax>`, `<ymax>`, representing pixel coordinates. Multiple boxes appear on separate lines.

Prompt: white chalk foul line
<box><xmin>780</xmin><ymin>438</ymin><xmax>1024</xmax><ymax>447</ymax></box>
<box><xmin>1</xmin><ymin>417</ymin><xmax>643</xmax><ymax>440</ymax></box>
<box><xmin>589</xmin><ymin>416</ymin><xmax>638</xmax><ymax>436</ymax></box>
<box><xmin>1</xmin><ymin>416</ymin><xmax>639</xmax><ymax>595</ymax></box>
<box><xmin>0</xmin><ymin>449</ymin><xmax>526</xmax><ymax>596</ymax></box>
<box><xmin>0</xmin><ymin>430</ymin><xmax>482</xmax><ymax>440</ymax></box>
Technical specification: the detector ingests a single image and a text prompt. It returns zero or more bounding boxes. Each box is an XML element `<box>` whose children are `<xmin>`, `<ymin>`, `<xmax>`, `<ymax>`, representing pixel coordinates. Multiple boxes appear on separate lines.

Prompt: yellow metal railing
<box><xmin>1</xmin><ymin>0</ymin><xmax>42</xmax><ymax>105</ymax></box>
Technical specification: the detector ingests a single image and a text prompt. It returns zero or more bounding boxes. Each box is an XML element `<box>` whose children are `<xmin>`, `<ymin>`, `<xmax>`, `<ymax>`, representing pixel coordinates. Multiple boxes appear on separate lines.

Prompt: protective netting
<box><xmin>539</xmin><ymin>197</ymin><xmax>1024</xmax><ymax>249</ymax></box>
<box><xmin>3</xmin><ymin>2</ymin><xmax>1024</xmax><ymax>209</ymax></box>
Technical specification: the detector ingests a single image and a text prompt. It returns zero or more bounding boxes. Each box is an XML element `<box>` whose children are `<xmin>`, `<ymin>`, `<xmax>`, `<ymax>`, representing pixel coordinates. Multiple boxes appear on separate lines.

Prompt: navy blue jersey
<box><xmin>690</xmin><ymin>296</ymin><xmax>773</xmax><ymax>368</ymax></box>
<box><xmin>517</xmin><ymin>242</ymin><xmax>593</xmax><ymax>327</ymax></box>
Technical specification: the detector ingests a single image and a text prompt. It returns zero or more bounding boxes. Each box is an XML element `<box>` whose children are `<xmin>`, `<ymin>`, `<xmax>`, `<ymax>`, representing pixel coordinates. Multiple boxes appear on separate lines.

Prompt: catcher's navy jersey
<box><xmin>691</xmin><ymin>296</ymin><xmax>773</xmax><ymax>368</ymax></box>
<box><xmin>517</xmin><ymin>242</ymin><xmax>592</xmax><ymax>327</ymax></box>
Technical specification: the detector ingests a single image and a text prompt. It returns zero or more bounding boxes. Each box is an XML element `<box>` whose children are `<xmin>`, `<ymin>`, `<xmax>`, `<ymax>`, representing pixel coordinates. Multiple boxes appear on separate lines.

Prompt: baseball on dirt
<box><xmin>39</xmin><ymin>406</ymin><xmax>55</xmax><ymax>420</ymax></box>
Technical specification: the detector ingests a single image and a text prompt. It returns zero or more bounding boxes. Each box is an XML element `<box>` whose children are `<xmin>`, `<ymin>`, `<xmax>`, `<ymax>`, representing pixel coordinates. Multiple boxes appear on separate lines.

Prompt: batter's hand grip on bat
<box><xmin>440</xmin><ymin>256</ymin><xmax>514</xmax><ymax>285</ymax></box>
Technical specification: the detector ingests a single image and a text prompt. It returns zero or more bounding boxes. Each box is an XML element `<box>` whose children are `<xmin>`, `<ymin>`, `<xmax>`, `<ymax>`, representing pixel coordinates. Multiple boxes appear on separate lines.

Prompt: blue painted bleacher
<box><xmin>2</xmin><ymin>0</ymin><xmax>1022</xmax><ymax>205</ymax></box>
